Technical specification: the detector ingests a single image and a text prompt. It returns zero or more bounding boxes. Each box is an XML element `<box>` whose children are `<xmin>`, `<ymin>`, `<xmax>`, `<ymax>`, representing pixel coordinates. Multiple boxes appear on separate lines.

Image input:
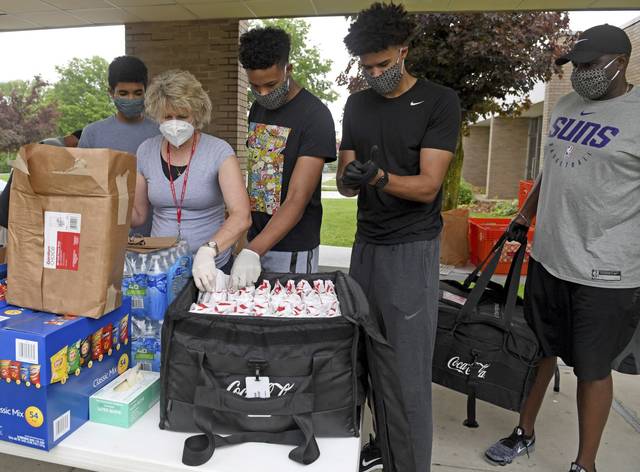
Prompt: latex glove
<box><xmin>340</xmin><ymin>160</ymin><xmax>379</xmax><ymax>188</ymax></box>
<box><xmin>192</xmin><ymin>246</ymin><xmax>217</xmax><ymax>292</ymax></box>
<box><xmin>230</xmin><ymin>249</ymin><xmax>261</xmax><ymax>290</ymax></box>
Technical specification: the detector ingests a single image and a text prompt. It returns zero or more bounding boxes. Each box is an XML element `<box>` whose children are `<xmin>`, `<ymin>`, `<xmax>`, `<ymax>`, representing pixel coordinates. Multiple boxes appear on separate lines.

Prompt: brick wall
<box><xmin>462</xmin><ymin>126</ymin><xmax>490</xmax><ymax>189</ymax></box>
<box><xmin>625</xmin><ymin>19</ymin><xmax>640</xmax><ymax>84</ymax></box>
<box><xmin>485</xmin><ymin>117</ymin><xmax>530</xmax><ymax>199</ymax></box>
<box><xmin>126</xmin><ymin>19</ymin><xmax>249</xmax><ymax>168</ymax></box>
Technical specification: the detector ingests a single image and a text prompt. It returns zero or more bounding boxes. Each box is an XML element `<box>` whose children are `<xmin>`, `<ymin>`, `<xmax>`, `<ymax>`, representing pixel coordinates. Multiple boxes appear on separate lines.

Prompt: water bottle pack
<box><xmin>121</xmin><ymin>240</ymin><xmax>192</xmax><ymax>372</ymax></box>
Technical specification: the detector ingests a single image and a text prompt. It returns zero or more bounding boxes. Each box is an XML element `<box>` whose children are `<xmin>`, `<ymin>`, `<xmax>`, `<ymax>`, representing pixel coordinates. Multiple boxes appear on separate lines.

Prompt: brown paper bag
<box><xmin>440</xmin><ymin>208</ymin><xmax>469</xmax><ymax>267</ymax></box>
<box><xmin>7</xmin><ymin>144</ymin><xmax>136</xmax><ymax>318</ymax></box>
<box><xmin>127</xmin><ymin>236</ymin><xmax>178</xmax><ymax>254</ymax></box>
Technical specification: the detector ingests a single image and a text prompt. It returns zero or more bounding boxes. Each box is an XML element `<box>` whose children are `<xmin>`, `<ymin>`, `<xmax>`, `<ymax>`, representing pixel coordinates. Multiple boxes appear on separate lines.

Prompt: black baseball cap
<box><xmin>555</xmin><ymin>24</ymin><xmax>632</xmax><ymax>65</ymax></box>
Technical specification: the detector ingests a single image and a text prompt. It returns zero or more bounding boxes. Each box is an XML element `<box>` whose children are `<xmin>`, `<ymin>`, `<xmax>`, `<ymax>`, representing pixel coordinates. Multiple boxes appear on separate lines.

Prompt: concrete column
<box><xmin>485</xmin><ymin>117</ymin><xmax>530</xmax><ymax>199</ymax></box>
<box><xmin>125</xmin><ymin>19</ymin><xmax>248</xmax><ymax>168</ymax></box>
<box><xmin>462</xmin><ymin>125</ymin><xmax>490</xmax><ymax>190</ymax></box>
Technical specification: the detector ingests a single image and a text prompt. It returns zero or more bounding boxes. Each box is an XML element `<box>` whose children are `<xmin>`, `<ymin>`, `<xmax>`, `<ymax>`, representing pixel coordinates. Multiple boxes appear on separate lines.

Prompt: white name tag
<box><xmin>245</xmin><ymin>376</ymin><xmax>270</xmax><ymax>399</ymax></box>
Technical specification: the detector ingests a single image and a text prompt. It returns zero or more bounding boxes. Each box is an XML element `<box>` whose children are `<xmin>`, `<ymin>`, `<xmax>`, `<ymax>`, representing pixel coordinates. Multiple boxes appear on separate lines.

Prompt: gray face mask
<box><xmin>571</xmin><ymin>56</ymin><xmax>620</xmax><ymax>100</ymax></box>
<box><xmin>364</xmin><ymin>49</ymin><xmax>405</xmax><ymax>96</ymax></box>
<box><xmin>114</xmin><ymin>97</ymin><xmax>145</xmax><ymax>118</ymax></box>
<box><xmin>252</xmin><ymin>72</ymin><xmax>290</xmax><ymax>110</ymax></box>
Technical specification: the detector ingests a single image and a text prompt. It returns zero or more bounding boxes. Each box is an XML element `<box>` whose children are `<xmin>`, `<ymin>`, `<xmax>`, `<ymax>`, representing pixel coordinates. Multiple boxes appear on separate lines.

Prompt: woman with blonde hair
<box><xmin>131</xmin><ymin>69</ymin><xmax>250</xmax><ymax>292</ymax></box>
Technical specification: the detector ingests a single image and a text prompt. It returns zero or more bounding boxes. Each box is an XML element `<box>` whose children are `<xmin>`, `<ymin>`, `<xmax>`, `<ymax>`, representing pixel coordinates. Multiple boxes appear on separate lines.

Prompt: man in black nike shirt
<box><xmin>337</xmin><ymin>4</ymin><xmax>461</xmax><ymax>472</ymax></box>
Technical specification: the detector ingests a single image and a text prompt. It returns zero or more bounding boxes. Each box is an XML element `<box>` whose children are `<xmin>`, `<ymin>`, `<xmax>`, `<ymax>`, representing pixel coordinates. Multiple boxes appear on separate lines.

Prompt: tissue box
<box><xmin>0</xmin><ymin>301</ymin><xmax>131</xmax><ymax>450</ymax></box>
<box><xmin>90</xmin><ymin>370</ymin><xmax>159</xmax><ymax>428</ymax></box>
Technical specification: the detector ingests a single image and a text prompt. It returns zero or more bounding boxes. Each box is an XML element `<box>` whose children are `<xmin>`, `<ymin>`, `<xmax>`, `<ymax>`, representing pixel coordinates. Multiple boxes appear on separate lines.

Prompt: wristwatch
<box><xmin>204</xmin><ymin>240</ymin><xmax>219</xmax><ymax>257</ymax></box>
<box><xmin>373</xmin><ymin>169</ymin><xmax>389</xmax><ymax>189</ymax></box>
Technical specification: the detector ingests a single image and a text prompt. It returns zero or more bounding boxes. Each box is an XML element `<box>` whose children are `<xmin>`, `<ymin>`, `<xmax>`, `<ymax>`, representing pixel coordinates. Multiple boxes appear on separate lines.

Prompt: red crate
<box><xmin>518</xmin><ymin>180</ymin><xmax>534</xmax><ymax>208</ymax></box>
<box><xmin>468</xmin><ymin>217</ymin><xmax>535</xmax><ymax>275</ymax></box>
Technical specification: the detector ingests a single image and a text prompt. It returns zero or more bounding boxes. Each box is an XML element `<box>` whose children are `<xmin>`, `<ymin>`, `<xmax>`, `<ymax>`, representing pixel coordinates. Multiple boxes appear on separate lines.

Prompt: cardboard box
<box><xmin>0</xmin><ymin>301</ymin><xmax>131</xmax><ymax>450</ymax></box>
<box><xmin>7</xmin><ymin>144</ymin><xmax>136</xmax><ymax>318</ymax></box>
<box><xmin>90</xmin><ymin>368</ymin><xmax>159</xmax><ymax>428</ymax></box>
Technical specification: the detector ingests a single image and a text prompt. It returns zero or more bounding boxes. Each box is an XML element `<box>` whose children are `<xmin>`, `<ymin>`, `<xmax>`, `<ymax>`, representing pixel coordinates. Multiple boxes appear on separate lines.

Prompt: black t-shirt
<box><xmin>247</xmin><ymin>88</ymin><xmax>336</xmax><ymax>252</ymax></box>
<box><xmin>340</xmin><ymin>79</ymin><xmax>461</xmax><ymax>244</ymax></box>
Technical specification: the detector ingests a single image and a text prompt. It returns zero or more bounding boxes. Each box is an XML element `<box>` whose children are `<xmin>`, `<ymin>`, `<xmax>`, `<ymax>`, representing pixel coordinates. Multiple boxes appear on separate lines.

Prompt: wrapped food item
<box><xmin>29</xmin><ymin>364</ymin><xmax>41</xmax><ymax>387</ymax></box>
<box><xmin>292</xmin><ymin>304</ymin><xmax>307</xmax><ymax>317</ymax></box>
<box><xmin>50</xmin><ymin>346</ymin><xmax>69</xmax><ymax>384</ymax></box>
<box><xmin>20</xmin><ymin>364</ymin><xmax>30</xmax><ymax>385</ymax></box>
<box><xmin>296</xmin><ymin>280</ymin><xmax>313</xmax><ymax>296</ymax></box>
<box><xmin>91</xmin><ymin>328</ymin><xmax>104</xmax><ymax>362</ymax></box>
<box><xmin>255</xmin><ymin>280</ymin><xmax>271</xmax><ymax>298</ymax></box>
<box><xmin>9</xmin><ymin>361</ymin><xmax>21</xmax><ymax>383</ymax></box>
<box><xmin>271</xmin><ymin>301</ymin><xmax>293</xmax><ymax>317</ymax></box>
<box><xmin>189</xmin><ymin>303</ymin><xmax>216</xmax><ymax>315</ymax></box>
<box><xmin>236</xmin><ymin>301</ymin><xmax>254</xmax><ymax>315</ymax></box>
<box><xmin>67</xmin><ymin>341</ymin><xmax>81</xmax><ymax>375</ymax></box>
<box><xmin>0</xmin><ymin>360</ymin><xmax>10</xmax><ymax>381</ymax></box>
<box><xmin>271</xmin><ymin>280</ymin><xmax>285</xmax><ymax>302</ymax></box>
<box><xmin>214</xmin><ymin>301</ymin><xmax>236</xmax><ymax>315</ymax></box>
<box><xmin>313</xmin><ymin>280</ymin><xmax>326</xmax><ymax>294</ymax></box>
<box><xmin>238</xmin><ymin>285</ymin><xmax>255</xmax><ymax>297</ymax></box>
<box><xmin>79</xmin><ymin>336</ymin><xmax>91</xmax><ymax>366</ymax></box>
<box><xmin>102</xmin><ymin>324</ymin><xmax>114</xmax><ymax>355</ymax></box>
<box><xmin>285</xmin><ymin>280</ymin><xmax>296</xmax><ymax>294</ymax></box>
<box><xmin>119</xmin><ymin>315</ymin><xmax>129</xmax><ymax>346</ymax></box>
<box><xmin>253</xmin><ymin>303</ymin><xmax>270</xmax><ymax>317</ymax></box>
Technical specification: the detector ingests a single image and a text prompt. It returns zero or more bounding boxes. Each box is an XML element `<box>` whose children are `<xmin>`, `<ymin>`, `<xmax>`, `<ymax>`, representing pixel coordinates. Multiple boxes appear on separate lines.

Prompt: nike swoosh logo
<box><xmin>575</xmin><ymin>38</ymin><xmax>589</xmax><ymax>44</ymax></box>
<box><xmin>410</xmin><ymin>101</ymin><xmax>424</xmax><ymax>106</ymax></box>
<box><xmin>580</xmin><ymin>111</ymin><xmax>594</xmax><ymax>116</ymax></box>
<box><xmin>362</xmin><ymin>458</ymin><xmax>379</xmax><ymax>467</ymax></box>
<box><xmin>404</xmin><ymin>309</ymin><xmax>422</xmax><ymax>320</ymax></box>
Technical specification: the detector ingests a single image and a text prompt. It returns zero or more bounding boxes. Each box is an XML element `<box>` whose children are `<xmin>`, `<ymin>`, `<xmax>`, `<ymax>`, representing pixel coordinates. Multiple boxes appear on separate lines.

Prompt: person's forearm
<box><xmin>517</xmin><ymin>173</ymin><xmax>542</xmax><ymax>224</ymax></box>
<box><xmin>210</xmin><ymin>212</ymin><xmax>252</xmax><ymax>253</ymax></box>
<box><xmin>246</xmin><ymin>199</ymin><xmax>307</xmax><ymax>256</ymax></box>
<box><xmin>379</xmin><ymin>172</ymin><xmax>441</xmax><ymax>203</ymax></box>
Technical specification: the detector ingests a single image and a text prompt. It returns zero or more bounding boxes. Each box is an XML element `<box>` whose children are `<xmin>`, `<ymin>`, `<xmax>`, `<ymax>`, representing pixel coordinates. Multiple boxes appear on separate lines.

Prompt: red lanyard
<box><xmin>166</xmin><ymin>134</ymin><xmax>197</xmax><ymax>231</ymax></box>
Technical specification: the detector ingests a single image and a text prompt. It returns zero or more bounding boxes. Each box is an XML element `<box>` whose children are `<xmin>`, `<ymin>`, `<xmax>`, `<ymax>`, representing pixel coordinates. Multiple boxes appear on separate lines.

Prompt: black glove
<box><xmin>341</xmin><ymin>160</ymin><xmax>379</xmax><ymax>188</ymax></box>
<box><xmin>505</xmin><ymin>218</ymin><xmax>529</xmax><ymax>243</ymax></box>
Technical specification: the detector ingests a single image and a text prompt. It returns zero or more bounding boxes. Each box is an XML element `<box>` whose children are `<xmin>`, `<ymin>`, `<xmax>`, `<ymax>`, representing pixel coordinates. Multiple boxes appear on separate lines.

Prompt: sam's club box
<box><xmin>0</xmin><ymin>301</ymin><xmax>130</xmax><ymax>450</ymax></box>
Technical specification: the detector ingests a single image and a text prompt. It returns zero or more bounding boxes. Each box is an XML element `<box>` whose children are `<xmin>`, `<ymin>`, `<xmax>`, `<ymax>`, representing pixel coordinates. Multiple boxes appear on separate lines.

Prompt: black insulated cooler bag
<box><xmin>159</xmin><ymin>271</ymin><xmax>367</xmax><ymax>466</ymax></box>
<box><xmin>433</xmin><ymin>234</ymin><xmax>541</xmax><ymax>425</ymax></box>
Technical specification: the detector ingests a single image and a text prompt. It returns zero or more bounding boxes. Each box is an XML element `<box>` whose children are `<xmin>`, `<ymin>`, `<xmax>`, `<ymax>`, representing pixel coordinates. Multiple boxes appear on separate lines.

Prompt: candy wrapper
<box><xmin>285</xmin><ymin>280</ymin><xmax>297</xmax><ymax>294</ymax></box>
<box><xmin>271</xmin><ymin>301</ymin><xmax>293</xmax><ymax>317</ymax></box>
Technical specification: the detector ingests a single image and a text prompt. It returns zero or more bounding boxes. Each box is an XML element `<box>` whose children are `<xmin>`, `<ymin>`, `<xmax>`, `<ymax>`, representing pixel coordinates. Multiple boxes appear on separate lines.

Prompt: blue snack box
<box><xmin>0</xmin><ymin>301</ymin><xmax>131</xmax><ymax>450</ymax></box>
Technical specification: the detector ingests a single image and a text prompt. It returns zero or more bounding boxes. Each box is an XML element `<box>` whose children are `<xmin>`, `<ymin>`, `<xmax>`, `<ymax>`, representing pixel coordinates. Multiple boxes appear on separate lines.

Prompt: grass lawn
<box><xmin>0</xmin><ymin>174</ymin><xmax>8</xmax><ymax>182</ymax></box>
<box><xmin>321</xmin><ymin>198</ymin><xmax>356</xmax><ymax>247</ymax></box>
<box><xmin>321</xmin><ymin>178</ymin><xmax>337</xmax><ymax>191</ymax></box>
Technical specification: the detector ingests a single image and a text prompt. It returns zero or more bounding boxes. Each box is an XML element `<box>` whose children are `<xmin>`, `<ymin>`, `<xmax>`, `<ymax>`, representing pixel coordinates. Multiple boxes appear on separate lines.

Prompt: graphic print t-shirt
<box><xmin>247</xmin><ymin>89</ymin><xmax>336</xmax><ymax>252</ymax></box>
<box><xmin>532</xmin><ymin>88</ymin><xmax>640</xmax><ymax>288</ymax></box>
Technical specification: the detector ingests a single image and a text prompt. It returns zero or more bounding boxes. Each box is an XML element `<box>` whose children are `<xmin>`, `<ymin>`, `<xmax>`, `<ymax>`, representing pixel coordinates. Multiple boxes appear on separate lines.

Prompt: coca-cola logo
<box><xmin>227</xmin><ymin>380</ymin><xmax>295</xmax><ymax>398</ymax></box>
<box><xmin>447</xmin><ymin>356</ymin><xmax>490</xmax><ymax>379</ymax></box>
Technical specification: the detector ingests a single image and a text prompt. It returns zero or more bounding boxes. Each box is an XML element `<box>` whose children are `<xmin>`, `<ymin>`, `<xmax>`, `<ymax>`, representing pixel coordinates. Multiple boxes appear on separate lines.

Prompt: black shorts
<box><xmin>524</xmin><ymin>258</ymin><xmax>640</xmax><ymax>381</ymax></box>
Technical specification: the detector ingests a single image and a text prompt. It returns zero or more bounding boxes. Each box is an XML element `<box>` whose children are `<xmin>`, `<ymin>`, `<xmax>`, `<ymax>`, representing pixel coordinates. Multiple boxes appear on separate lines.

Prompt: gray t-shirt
<box><xmin>137</xmin><ymin>133</ymin><xmax>234</xmax><ymax>267</ymax></box>
<box><xmin>532</xmin><ymin>87</ymin><xmax>640</xmax><ymax>288</ymax></box>
<box><xmin>79</xmin><ymin>115</ymin><xmax>159</xmax><ymax>236</ymax></box>
<box><xmin>79</xmin><ymin>115</ymin><xmax>159</xmax><ymax>155</ymax></box>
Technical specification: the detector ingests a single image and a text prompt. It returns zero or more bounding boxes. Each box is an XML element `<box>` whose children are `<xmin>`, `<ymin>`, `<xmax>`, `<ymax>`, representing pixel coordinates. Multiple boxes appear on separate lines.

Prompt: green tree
<box><xmin>339</xmin><ymin>12</ymin><xmax>572</xmax><ymax>210</ymax></box>
<box><xmin>254</xmin><ymin>18</ymin><xmax>338</xmax><ymax>104</ymax></box>
<box><xmin>46</xmin><ymin>56</ymin><xmax>114</xmax><ymax>135</ymax></box>
<box><xmin>0</xmin><ymin>77</ymin><xmax>59</xmax><ymax>153</ymax></box>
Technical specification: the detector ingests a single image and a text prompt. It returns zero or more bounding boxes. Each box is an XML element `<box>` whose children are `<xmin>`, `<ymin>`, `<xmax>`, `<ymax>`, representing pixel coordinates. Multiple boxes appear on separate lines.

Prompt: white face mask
<box><xmin>159</xmin><ymin>119</ymin><xmax>195</xmax><ymax>147</ymax></box>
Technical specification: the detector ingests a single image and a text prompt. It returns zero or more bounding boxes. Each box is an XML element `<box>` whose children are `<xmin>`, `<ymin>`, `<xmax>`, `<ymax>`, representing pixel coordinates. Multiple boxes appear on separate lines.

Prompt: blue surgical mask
<box><xmin>114</xmin><ymin>97</ymin><xmax>145</xmax><ymax>118</ymax></box>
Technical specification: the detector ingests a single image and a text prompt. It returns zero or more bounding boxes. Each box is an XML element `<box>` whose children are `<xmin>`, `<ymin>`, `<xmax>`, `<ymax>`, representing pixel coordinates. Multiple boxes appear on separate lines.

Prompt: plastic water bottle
<box><xmin>122</xmin><ymin>253</ymin><xmax>135</xmax><ymax>297</ymax></box>
<box><xmin>131</xmin><ymin>254</ymin><xmax>148</xmax><ymax>318</ymax></box>
<box><xmin>146</xmin><ymin>255</ymin><xmax>168</xmax><ymax>322</ymax></box>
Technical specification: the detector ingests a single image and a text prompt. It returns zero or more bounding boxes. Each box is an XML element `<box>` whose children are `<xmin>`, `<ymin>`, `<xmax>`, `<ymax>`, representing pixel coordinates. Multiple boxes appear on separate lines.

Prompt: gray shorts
<box><xmin>260</xmin><ymin>246</ymin><xmax>319</xmax><ymax>274</ymax></box>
